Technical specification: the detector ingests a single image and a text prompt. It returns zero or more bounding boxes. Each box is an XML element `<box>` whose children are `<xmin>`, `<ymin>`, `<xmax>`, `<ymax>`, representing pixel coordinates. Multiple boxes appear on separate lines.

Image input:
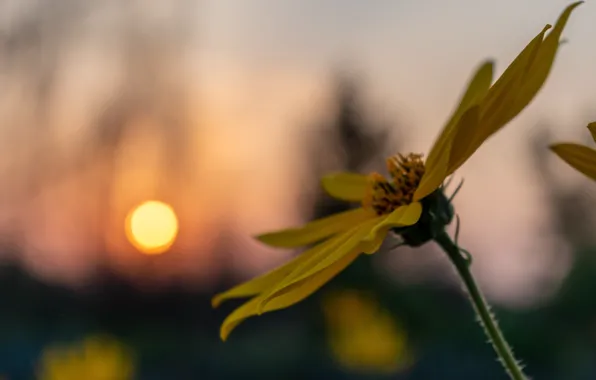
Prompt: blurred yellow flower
<box><xmin>323</xmin><ymin>291</ymin><xmax>413</xmax><ymax>374</ymax></box>
<box><xmin>37</xmin><ymin>335</ymin><xmax>135</xmax><ymax>380</ymax></box>
<box><xmin>550</xmin><ymin>122</ymin><xmax>596</xmax><ymax>181</ymax></box>
<box><xmin>212</xmin><ymin>2</ymin><xmax>581</xmax><ymax>341</ymax></box>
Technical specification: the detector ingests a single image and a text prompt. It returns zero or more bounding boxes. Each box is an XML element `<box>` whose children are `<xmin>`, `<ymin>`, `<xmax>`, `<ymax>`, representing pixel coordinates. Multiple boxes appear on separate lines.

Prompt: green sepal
<box><xmin>390</xmin><ymin>189</ymin><xmax>454</xmax><ymax>247</ymax></box>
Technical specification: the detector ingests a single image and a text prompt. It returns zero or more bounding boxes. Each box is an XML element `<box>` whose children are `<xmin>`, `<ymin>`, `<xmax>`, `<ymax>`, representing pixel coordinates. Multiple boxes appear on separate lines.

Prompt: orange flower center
<box><xmin>362</xmin><ymin>153</ymin><xmax>425</xmax><ymax>215</ymax></box>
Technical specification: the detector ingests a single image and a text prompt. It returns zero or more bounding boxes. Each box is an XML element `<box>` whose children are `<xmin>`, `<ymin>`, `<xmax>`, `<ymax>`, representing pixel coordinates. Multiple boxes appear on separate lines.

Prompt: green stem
<box><xmin>434</xmin><ymin>231</ymin><xmax>528</xmax><ymax>380</ymax></box>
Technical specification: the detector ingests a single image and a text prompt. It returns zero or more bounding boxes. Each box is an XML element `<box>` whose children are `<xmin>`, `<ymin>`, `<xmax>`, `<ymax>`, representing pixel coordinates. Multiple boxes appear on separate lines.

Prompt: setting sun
<box><xmin>125</xmin><ymin>200</ymin><xmax>179</xmax><ymax>255</ymax></box>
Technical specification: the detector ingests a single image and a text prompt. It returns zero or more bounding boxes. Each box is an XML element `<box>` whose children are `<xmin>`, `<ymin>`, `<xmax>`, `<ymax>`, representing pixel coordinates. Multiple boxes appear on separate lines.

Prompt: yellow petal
<box><xmin>218</xmin><ymin>233</ymin><xmax>350</xmax><ymax>339</ymax></box>
<box><xmin>363</xmin><ymin>202</ymin><xmax>422</xmax><ymax>243</ymax></box>
<box><xmin>321</xmin><ymin>172</ymin><xmax>370</xmax><ymax>201</ymax></box>
<box><xmin>219</xmin><ymin>249</ymin><xmax>360</xmax><ymax>341</ymax></box>
<box><xmin>445</xmin><ymin>27</ymin><xmax>550</xmax><ymax>174</ymax></box>
<box><xmin>550</xmin><ymin>143</ymin><xmax>596</xmax><ymax>181</ymax></box>
<box><xmin>414</xmin><ymin>61</ymin><xmax>494</xmax><ymax>201</ymax></box>
<box><xmin>211</xmin><ymin>238</ymin><xmax>325</xmax><ymax>308</ymax></box>
<box><xmin>359</xmin><ymin>228</ymin><xmax>388</xmax><ymax>255</ymax></box>
<box><xmin>262</xmin><ymin>249</ymin><xmax>360</xmax><ymax>310</ymax></box>
<box><xmin>479</xmin><ymin>25</ymin><xmax>551</xmax><ymax>126</ymax></box>
<box><xmin>259</xmin><ymin>218</ymin><xmax>383</xmax><ymax>309</ymax></box>
<box><xmin>425</xmin><ymin>61</ymin><xmax>494</xmax><ymax>170</ymax></box>
<box><xmin>219</xmin><ymin>297</ymin><xmax>262</xmax><ymax>341</ymax></box>
<box><xmin>256</xmin><ymin>207</ymin><xmax>376</xmax><ymax>248</ymax></box>
<box><xmin>418</xmin><ymin>106</ymin><xmax>481</xmax><ymax>201</ymax></box>
<box><xmin>498</xmin><ymin>2</ymin><xmax>581</xmax><ymax>127</ymax></box>
<box><xmin>587</xmin><ymin>122</ymin><xmax>596</xmax><ymax>142</ymax></box>
<box><xmin>446</xmin><ymin>2</ymin><xmax>581</xmax><ymax>174</ymax></box>
<box><xmin>257</xmin><ymin>231</ymin><xmax>356</xmax><ymax>309</ymax></box>
<box><xmin>444</xmin><ymin>105</ymin><xmax>481</xmax><ymax>174</ymax></box>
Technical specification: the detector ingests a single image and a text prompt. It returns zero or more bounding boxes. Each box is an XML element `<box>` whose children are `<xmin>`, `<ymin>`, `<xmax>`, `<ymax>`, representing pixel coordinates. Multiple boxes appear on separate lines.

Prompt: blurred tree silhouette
<box><xmin>307</xmin><ymin>70</ymin><xmax>395</xmax><ymax>220</ymax></box>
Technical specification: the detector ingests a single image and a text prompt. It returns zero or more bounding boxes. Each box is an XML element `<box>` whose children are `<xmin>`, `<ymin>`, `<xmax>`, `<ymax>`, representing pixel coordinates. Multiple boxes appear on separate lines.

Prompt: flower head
<box><xmin>212</xmin><ymin>2</ymin><xmax>582</xmax><ymax>341</ymax></box>
<box><xmin>550</xmin><ymin>121</ymin><xmax>596</xmax><ymax>180</ymax></box>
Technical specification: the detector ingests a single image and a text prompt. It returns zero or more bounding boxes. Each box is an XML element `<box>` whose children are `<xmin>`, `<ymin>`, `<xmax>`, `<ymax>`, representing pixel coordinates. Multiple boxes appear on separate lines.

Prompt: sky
<box><xmin>1</xmin><ymin>0</ymin><xmax>596</xmax><ymax>306</ymax></box>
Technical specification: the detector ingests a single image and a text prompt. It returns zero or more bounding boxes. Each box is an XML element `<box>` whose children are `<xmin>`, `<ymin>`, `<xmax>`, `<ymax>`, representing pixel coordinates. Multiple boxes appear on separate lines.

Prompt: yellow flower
<box><xmin>323</xmin><ymin>291</ymin><xmax>414</xmax><ymax>374</ymax></box>
<box><xmin>550</xmin><ymin>122</ymin><xmax>596</xmax><ymax>180</ymax></box>
<box><xmin>37</xmin><ymin>335</ymin><xmax>135</xmax><ymax>380</ymax></box>
<box><xmin>212</xmin><ymin>2</ymin><xmax>581</xmax><ymax>341</ymax></box>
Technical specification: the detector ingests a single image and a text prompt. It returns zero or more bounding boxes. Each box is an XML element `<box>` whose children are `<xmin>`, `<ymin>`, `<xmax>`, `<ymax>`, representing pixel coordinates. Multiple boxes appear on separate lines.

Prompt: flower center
<box><xmin>362</xmin><ymin>153</ymin><xmax>425</xmax><ymax>215</ymax></box>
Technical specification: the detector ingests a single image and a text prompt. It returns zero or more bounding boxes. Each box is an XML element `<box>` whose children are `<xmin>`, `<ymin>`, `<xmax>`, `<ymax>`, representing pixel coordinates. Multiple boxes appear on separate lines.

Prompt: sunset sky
<box><xmin>0</xmin><ymin>0</ymin><xmax>595</xmax><ymax>306</ymax></box>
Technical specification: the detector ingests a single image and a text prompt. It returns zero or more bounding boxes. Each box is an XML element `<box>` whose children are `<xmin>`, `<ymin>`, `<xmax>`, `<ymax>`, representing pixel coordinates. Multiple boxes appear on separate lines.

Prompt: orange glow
<box><xmin>125</xmin><ymin>201</ymin><xmax>179</xmax><ymax>255</ymax></box>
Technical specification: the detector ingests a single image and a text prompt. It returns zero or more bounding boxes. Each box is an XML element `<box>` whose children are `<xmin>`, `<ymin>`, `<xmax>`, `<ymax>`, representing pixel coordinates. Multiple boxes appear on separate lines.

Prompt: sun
<box><xmin>125</xmin><ymin>200</ymin><xmax>179</xmax><ymax>255</ymax></box>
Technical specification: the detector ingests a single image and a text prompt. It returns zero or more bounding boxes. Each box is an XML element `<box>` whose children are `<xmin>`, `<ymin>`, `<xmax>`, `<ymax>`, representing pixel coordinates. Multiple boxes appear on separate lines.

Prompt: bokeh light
<box><xmin>125</xmin><ymin>200</ymin><xmax>179</xmax><ymax>255</ymax></box>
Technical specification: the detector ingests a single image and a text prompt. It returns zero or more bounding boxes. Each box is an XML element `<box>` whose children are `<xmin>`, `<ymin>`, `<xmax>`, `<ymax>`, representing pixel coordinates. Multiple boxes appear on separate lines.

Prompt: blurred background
<box><xmin>0</xmin><ymin>0</ymin><xmax>596</xmax><ymax>379</ymax></box>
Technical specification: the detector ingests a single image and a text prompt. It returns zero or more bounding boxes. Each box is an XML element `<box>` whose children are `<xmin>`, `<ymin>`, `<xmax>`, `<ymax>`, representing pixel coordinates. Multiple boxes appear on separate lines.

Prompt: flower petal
<box><xmin>506</xmin><ymin>2</ymin><xmax>582</xmax><ymax>123</ymax></box>
<box><xmin>362</xmin><ymin>202</ymin><xmax>422</xmax><ymax>244</ymax></box>
<box><xmin>219</xmin><ymin>297</ymin><xmax>261</xmax><ymax>341</ymax></box>
<box><xmin>424</xmin><ymin>61</ymin><xmax>494</xmax><ymax>170</ymax></box>
<box><xmin>211</xmin><ymin>238</ymin><xmax>326</xmax><ymax>308</ymax></box>
<box><xmin>256</xmin><ymin>207</ymin><xmax>376</xmax><ymax>248</ymax></box>
<box><xmin>444</xmin><ymin>105</ymin><xmax>482</xmax><ymax>174</ymax></box>
<box><xmin>262</xmin><ymin>249</ymin><xmax>360</xmax><ymax>310</ymax></box>
<box><xmin>321</xmin><ymin>172</ymin><xmax>370</xmax><ymax>201</ymax></box>
<box><xmin>359</xmin><ymin>229</ymin><xmax>389</xmax><ymax>255</ymax></box>
<box><xmin>587</xmin><ymin>122</ymin><xmax>596</xmax><ymax>142</ymax></box>
<box><xmin>258</xmin><ymin>217</ymin><xmax>383</xmax><ymax>311</ymax></box>
<box><xmin>217</xmin><ymin>233</ymin><xmax>352</xmax><ymax>339</ymax></box>
<box><xmin>479</xmin><ymin>26</ymin><xmax>551</xmax><ymax>125</ymax></box>
<box><xmin>446</xmin><ymin>2</ymin><xmax>581</xmax><ymax>174</ymax></box>
<box><xmin>414</xmin><ymin>61</ymin><xmax>493</xmax><ymax>201</ymax></box>
<box><xmin>550</xmin><ymin>143</ymin><xmax>596</xmax><ymax>181</ymax></box>
<box><xmin>219</xmin><ymin>249</ymin><xmax>360</xmax><ymax>341</ymax></box>
<box><xmin>445</xmin><ymin>27</ymin><xmax>550</xmax><ymax>174</ymax></box>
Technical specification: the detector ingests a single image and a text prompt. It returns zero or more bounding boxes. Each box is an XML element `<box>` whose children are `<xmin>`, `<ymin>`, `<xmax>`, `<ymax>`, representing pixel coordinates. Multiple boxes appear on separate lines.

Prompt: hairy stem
<box><xmin>434</xmin><ymin>231</ymin><xmax>528</xmax><ymax>380</ymax></box>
